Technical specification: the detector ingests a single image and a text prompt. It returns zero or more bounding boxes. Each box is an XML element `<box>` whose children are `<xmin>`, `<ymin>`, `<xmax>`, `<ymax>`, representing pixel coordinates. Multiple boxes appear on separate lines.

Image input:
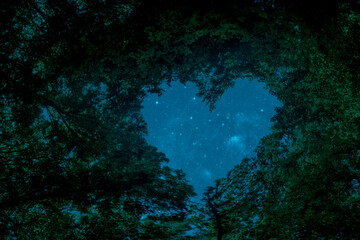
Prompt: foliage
<box><xmin>202</xmin><ymin>2</ymin><xmax>360</xmax><ymax>239</ymax></box>
<box><xmin>1</xmin><ymin>0</ymin><xmax>360</xmax><ymax>239</ymax></box>
<box><xmin>1</xmin><ymin>0</ymin><xmax>196</xmax><ymax>239</ymax></box>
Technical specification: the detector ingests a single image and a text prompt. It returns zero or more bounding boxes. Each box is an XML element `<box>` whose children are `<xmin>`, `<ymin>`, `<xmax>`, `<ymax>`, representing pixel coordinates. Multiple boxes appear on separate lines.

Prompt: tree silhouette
<box><xmin>1</xmin><ymin>0</ymin><xmax>360</xmax><ymax>239</ymax></box>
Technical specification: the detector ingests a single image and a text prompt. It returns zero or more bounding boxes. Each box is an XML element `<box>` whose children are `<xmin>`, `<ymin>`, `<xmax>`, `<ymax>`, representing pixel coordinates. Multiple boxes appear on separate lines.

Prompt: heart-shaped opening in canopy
<box><xmin>2</xmin><ymin>0</ymin><xmax>360</xmax><ymax>239</ymax></box>
<box><xmin>142</xmin><ymin>79</ymin><xmax>281</xmax><ymax>199</ymax></box>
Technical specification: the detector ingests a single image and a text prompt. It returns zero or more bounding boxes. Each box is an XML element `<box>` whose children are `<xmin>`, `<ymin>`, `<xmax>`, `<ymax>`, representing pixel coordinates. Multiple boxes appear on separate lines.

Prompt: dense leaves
<box><xmin>1</xmin><ymin>0</ymin><xmax>360</xmax><ymax>239</ymax></box>
<box><xmin>1</xmin><ymin>1</ymin><xmax>197</xmax><ymax>239</ymax></box>
<box><xmin>202</xmin><ymin>2</ymin><xmax>360</xmax><ymax>239</ymax></box>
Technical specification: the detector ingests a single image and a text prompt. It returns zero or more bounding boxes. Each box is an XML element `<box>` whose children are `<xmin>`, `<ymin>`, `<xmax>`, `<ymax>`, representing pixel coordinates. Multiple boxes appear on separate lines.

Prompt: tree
<box><xmin>201</xmin><ymin>2</ymin><xmax>360</xmax><ymax>239</ymax></box>
<box><xmin>1</xmin><ymin>0</ymin><xmax>360</xmax><ymax>239</ymax></box>
<box><xmin>1</xmin><ymin>1</ymin><xmax>196</xmax><ymax>238</ymax></box>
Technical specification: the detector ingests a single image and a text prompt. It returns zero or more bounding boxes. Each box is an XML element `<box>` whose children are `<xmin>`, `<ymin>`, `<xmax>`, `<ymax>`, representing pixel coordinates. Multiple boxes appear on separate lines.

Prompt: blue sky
<box><xmin>142</xmin><ymin>79</ymin><xmax>281</xmax><ymax>200</ymax></box>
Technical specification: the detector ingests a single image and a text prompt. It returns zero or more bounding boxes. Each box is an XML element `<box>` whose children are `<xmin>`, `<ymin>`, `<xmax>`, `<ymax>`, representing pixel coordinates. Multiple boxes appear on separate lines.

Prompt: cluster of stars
<box><xmin>142</xmin><ymin>80</ymin><xmax>281</xmax><ymax>200</ymax></box>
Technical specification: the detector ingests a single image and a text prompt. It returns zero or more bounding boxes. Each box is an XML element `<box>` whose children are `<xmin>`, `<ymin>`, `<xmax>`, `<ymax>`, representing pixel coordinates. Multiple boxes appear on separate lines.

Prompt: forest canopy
<box><xmin>1</xmin><ymin>0</ymin><xmax>360</xmax><ymax>239</ymax></box>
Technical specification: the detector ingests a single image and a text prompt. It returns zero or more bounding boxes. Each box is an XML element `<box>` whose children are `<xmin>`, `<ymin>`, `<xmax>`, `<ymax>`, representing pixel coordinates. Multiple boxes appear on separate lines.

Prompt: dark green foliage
<box><xmin>201</xmin><ymin>2</ymin><xmax>360</xmax><ymax>239</ymax></box>
<box><xmin>1</xmin><ymin>0</ymin><xmax>360</xmax><ymax>239</ymax></box>
<box><xmin>1</xmin><ymin>1</ymin><xmax>197</xmax><ymax>238</ymax></box>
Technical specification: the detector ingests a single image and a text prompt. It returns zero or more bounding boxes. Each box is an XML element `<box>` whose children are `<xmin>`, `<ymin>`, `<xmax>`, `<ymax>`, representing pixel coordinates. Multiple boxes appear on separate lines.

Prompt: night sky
<box><xmin>142</xmin><ymin>79</ymin><xmax>281</xmax><ymax>200</ymax></box>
